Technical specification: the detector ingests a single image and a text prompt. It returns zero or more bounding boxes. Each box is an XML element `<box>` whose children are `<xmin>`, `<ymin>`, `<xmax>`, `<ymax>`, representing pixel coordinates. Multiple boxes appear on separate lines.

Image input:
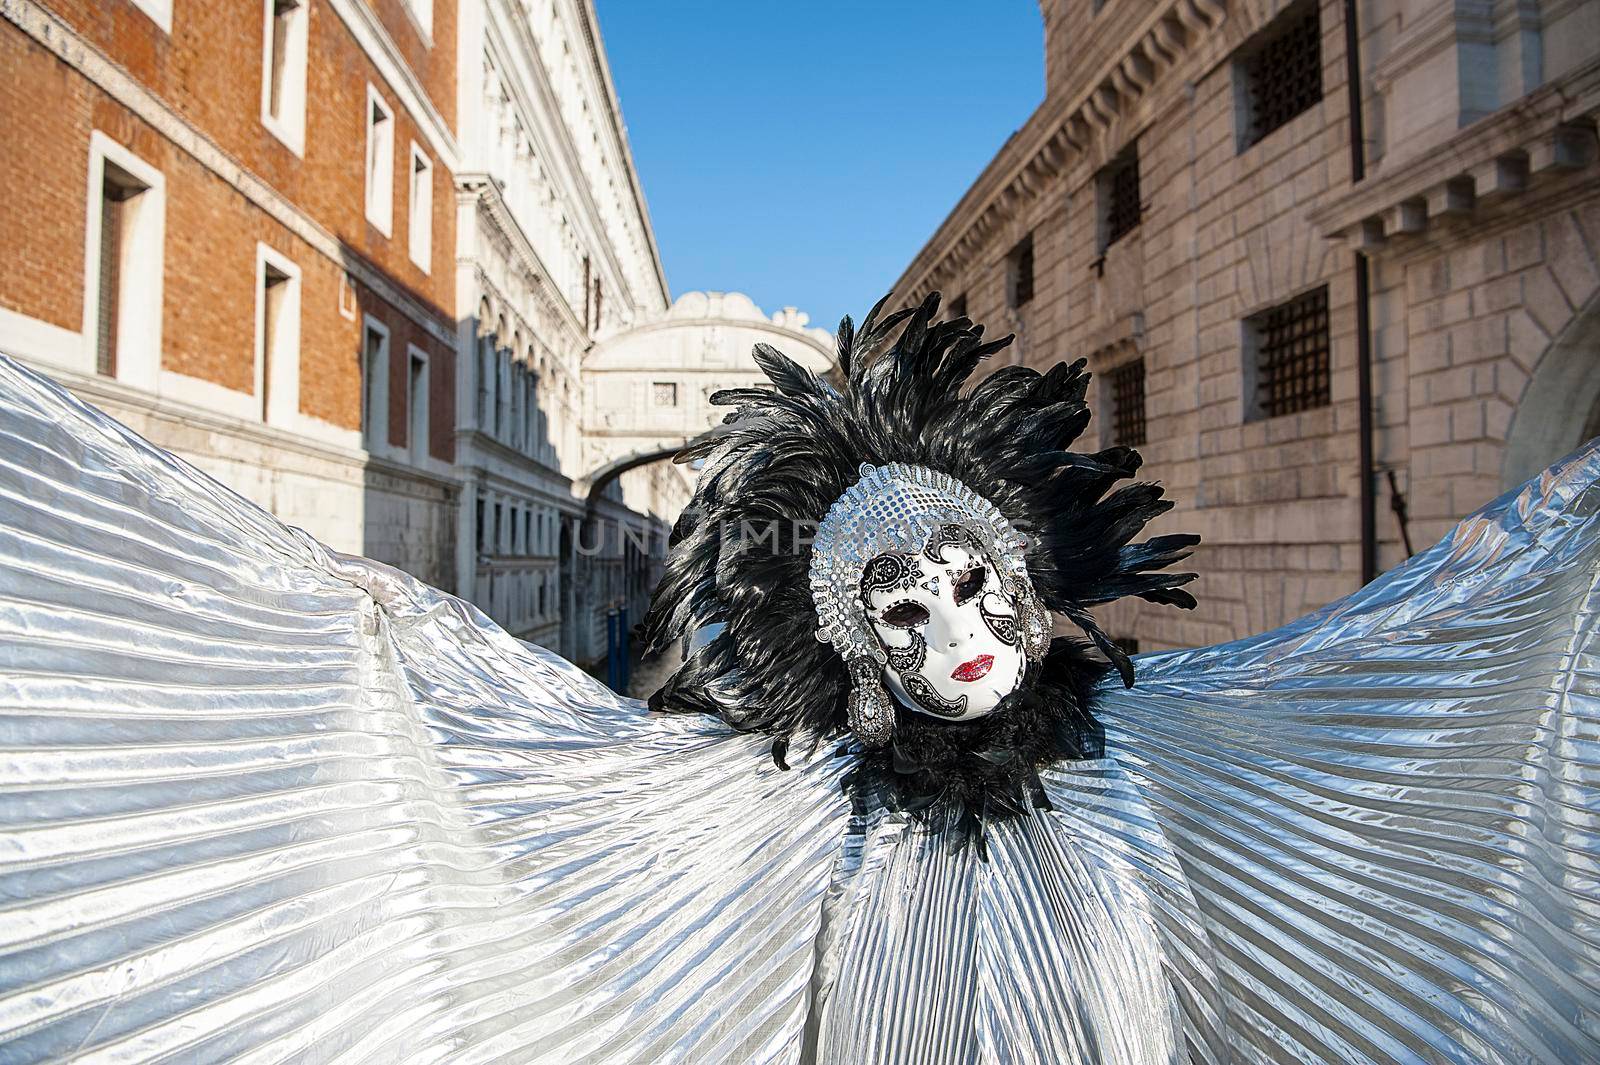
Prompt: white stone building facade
<box><xmin>893</xmin><ymin>0</ymin><xmax>1600</xmax><ymax>650</ymax></box>
<box><xmin>452</xmin><ymin>3</ymin><xmax>837</xmax><ymax>665</ymax></box>
<box><xmin>452</xmin><ymin>0</ymin><xmax>673</xmax><ymax>663</ymax></box>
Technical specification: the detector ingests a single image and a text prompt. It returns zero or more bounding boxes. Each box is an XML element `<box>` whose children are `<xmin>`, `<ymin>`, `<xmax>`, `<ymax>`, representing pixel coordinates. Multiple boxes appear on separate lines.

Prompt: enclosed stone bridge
<box><xmin>579</xmin><ymin>291</ymin><xmax>836</xmax><ymax>507</ymax></box>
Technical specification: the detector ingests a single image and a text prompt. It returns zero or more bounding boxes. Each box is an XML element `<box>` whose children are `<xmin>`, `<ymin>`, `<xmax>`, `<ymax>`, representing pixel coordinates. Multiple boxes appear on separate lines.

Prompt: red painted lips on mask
<box><xmin>950</xmin><ymin>655</ymin><xmax>994</xmax><ymax>682</ymax></box>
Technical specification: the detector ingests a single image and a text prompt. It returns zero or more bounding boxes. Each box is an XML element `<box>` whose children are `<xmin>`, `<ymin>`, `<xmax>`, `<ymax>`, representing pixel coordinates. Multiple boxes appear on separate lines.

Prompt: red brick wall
<box><xmin>0</xmin><ymin>2</ymin><xmax>456</xmax><ymax>459</ymax></box>
<box><xmin>33</xmin><ymin>0</ymin><xmax>455</xmax><ymax>316</ymax></box>
<box><xmin>0</xmin><ymin>28</ymin><xmax>91</xmax><ymax>332</ymax></box>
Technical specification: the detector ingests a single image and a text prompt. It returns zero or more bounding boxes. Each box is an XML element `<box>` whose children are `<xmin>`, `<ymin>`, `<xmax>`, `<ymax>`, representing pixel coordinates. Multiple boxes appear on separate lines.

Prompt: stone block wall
<box><xmin>895</xmin><ymin>0</ymin><xmax>1600</xmax><ymax>651</ymax></box>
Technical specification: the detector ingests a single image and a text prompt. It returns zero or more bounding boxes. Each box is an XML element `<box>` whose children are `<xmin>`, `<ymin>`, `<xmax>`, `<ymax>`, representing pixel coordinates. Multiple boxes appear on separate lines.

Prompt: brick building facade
<box><xmin>893</xmin><ymin>0</ymin><xmax>1600</xmax><ymax>649</ymax></box>
<box><xmin>0</xmin><ymin>0</ymin><xmax>461</xmax><ymax>589</ymax></box>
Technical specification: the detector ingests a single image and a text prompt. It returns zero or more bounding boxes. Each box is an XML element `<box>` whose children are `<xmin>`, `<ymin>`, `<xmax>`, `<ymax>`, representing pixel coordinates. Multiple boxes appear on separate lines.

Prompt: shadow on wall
<box><xmin>1503</xmin><ymin>288</ymin><xmax>1600</xmax><ymax>490</ymax></box>
<box><xmin>341</xmin><ymin>245</ymin><xmax>460</xmax><ymax>595</ymax></box>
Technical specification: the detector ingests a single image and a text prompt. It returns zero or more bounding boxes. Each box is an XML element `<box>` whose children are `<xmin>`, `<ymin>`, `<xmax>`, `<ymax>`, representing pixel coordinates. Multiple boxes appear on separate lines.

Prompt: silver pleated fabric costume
<box><xmin>0</xmin><ymin>350</ymin><xmax>1596</xmax><ymax>1065</ymax></box>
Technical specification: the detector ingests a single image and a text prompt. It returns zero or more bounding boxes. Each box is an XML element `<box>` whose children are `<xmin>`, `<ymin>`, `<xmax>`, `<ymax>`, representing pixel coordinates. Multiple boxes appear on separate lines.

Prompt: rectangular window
<box><xmin>652</xmin><ymin>381</ymin><xmax>679</xmax><ymax>407</ymax></box>
<box><xmin>86</xmin><ymin>134</ymin><xmax>163</xmax><ymax>387</ymax></box>
<box><xmin>476</xmin><ymin>335</ymin><xmax>493</xmax><ymax>427</ymax></box>
<box><xmin>408</xmin><ymin>348</ymin><xmax>429</xmax><ymax>461</ymax></box>
<box><xmin>256</xmin><ymin>252</ymin><xmax>297</xmax><ymax>423</ymax></box>
<box><xmin>1008</xmin><ymin>235</ymin><xmax>1034</xmax><ymax>308</ymax></box>
<box><xmin>1109</xmin><ymin>358</ymin><xmax>1147</xmax><ymax>446</ymax></box>
<box><xmin>1112</xmin><ymin>637</ymin><xmax>1140</xmax><ymax>655</ymax></box>
<box><xmin>593</xmin><ymin>277</ymin><xmax>603</xmax><ymax>331</ymax></box>
<box><xmin>361</xmin><ymin>319</ymin><xmax>390</xmax><ymax>450</ymax></box>
<box><xmin>525</xmin><ymin>510</ymin><xmax>533</xmax><ymax>554</ymax></box>
<box><xmin>494</xmin><ymin>502</ymin><xmax>504</xmax><ymax>553</ymax></box>
<box><xmin>403</xmin><ymin>0</ymin><xmax>433</xmax><ymax>40</ymax></box>
<box><xmin>261</xmin><ymin>0</ymin><xmax>308</xmax><ymax>153</ymax></box>
<box><xmin>408</xmin><ymin>144</ymin><xmax>432</xmax><ymax>272</ymax></box>
<box><xmin>95</xmin><ymin>173</ymin><xmax>132</xmax><ymax>377</ymax></box>
<box><xmin>524</xmin><ymin>373</ymin><xmax>538</xmax><ymax>453</ymax></box>
<box><xmin>1246</xmin><ymin>285</ymin><xmax>1331</xmax><ymax>420</ymax></box>
<box><xmin>365</xmin><ymin>87</ymin><xmax>394</xmax><ymax>235</ymax></box>
<box><xmin>1236</xmin><ymin>0</ymin><xmax>1323</xmax><ymax>151</ymax></box>
<box><xmin>947</xmin><ymin>292</ymin><xmax>968</xmax><ymax>320</ymax></box>
<box><xmin>497</xmin><ymin>354</ymin><xmax>510</xmax><ymax>437</ymax></box>
<box><xmin>475</xmin><ymin>498</ymin><xmax>485</xmax><ymax>554</ymax></box>
<box><xmin>1099</xmin><ymin>145</ymin><xmax>1141</xmax><ymax>251</ymax></box>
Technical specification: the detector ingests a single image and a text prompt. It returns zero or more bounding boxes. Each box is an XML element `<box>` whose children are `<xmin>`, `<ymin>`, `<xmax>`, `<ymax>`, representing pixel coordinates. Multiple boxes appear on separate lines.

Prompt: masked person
<box><xmin>0</xmin><ymin>297</ymin><xmax>1596</xmax><ymax>1064</ymax></box>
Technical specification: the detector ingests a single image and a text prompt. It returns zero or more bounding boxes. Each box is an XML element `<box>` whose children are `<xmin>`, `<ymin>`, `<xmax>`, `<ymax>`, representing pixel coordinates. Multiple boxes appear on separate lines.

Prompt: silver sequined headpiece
<box><xmin>809</xmin><ymin>463</ymin><xmax>1052</xmax><ymax>745</ymax></box>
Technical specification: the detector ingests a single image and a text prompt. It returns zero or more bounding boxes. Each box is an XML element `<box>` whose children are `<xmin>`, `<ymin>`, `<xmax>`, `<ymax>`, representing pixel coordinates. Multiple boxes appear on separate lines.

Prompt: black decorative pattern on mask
<box><xmin>860</xmin><ymin>552</ymin><xmax>923</xmax><ymax>599</ymax></box>
<box><xmin>884</xmin><ymin>626</ymin><xmax>927</xmax><ymax>676</ymax></box>
<box><xmin>922</xmin><ymin>523</ymin><xmax>985</xmax><ymax>565</ymax></box>
<box><xmin>980</xmin><ymin>595</ymin><xmax>1020</xmax><ymax>647</ymax></box>
<box><xmin>902</xmin><ymin>672</ymin><xmax>969</xmax><ymax>718</ymax></box>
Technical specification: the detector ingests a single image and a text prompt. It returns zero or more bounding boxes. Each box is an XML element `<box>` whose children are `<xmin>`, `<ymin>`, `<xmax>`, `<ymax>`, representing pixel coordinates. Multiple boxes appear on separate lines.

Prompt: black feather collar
<box><xmin>834</xmin><ymin>640</ymin><xmax>1109</xmax><ymax>849</ymax></box>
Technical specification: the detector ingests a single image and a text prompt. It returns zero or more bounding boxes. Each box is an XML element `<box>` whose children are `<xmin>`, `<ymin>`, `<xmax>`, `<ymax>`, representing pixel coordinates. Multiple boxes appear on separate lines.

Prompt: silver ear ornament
<box><xmin>810</xmin><ymin>462</ymin><xmax>1051</xmax><ymax>744</ymax></box>
<box><xmin>845</xmin><ymin>656</ymin><xmax>895</xmax><ymax>747</ymax></box>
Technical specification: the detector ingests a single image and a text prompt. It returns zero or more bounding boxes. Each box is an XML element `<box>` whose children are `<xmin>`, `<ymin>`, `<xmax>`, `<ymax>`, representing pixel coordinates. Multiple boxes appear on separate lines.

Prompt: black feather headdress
<box><xmin>642</xmin><ymin>293</ymin><xmax>1198</xmax><ymax>828</ymax></box>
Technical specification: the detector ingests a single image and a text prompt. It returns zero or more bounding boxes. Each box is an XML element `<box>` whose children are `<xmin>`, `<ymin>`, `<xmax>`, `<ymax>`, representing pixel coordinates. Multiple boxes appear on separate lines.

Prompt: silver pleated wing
<box><xmin>1</xmin><ymin>351</ymin><xmax>1597</xmax><ymax>1064</ymax></box>
<box><xmin>0</xmin><ymin>357</ymin><xmax>851</xmax><ymax>1064</ymax></box>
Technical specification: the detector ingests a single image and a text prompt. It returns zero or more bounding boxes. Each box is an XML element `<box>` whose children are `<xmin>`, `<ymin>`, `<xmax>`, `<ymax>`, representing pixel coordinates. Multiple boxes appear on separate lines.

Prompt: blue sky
<box><xmin>595</xmin><ymin>2</ymin><xmax>1044</xmax><ymax>336</ymax></box>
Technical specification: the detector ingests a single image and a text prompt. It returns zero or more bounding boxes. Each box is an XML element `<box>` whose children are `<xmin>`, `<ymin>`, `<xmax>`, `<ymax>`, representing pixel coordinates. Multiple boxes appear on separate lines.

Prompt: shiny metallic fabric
<box><xmin>1</xmin><ymin>352</ymin><xmax>1598</xmax><ymax>1064</ymax></box>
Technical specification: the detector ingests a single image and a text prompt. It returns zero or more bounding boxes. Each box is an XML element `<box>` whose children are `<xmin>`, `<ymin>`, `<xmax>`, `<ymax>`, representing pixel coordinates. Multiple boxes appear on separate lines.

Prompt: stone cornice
<box><xmin>572</xmin><ymin>0</ymin><xmax>671</xmax><ymax>306</ymax></box>
<box><xmin>1308</xmin><ymin>58</ymin><xmax>1600</xmax><ymax>248</ymax></box>
<box><xmin>893</xmin><ymin>0</ymin><xmax>1228</xmax><ymax>298</ymax></box>
<box><xmin>487</xmin><ymin>0</ymin><xmax>668</xmax><ymax>318</ymax></box>
<box><xmin>459</xmin><ymin>173</ymin><xmax>588</xmax><ymax>347</ymax></box>
<box><xmin>483</xmin><ymin>12</ymin><xmax>627</xmax><ymax>315</ymax></box>
<box><xmin>489</xmin><ymin>4</ymin><xmax>659</xmax><ymax>319</ymax></box>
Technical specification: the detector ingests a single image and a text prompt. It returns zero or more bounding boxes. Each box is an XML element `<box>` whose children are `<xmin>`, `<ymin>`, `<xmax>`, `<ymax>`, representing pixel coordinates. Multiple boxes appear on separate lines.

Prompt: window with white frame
<box><xmin>86</xmin><ymin>133</ymin><xmax>164</xmax><ymax>388</ymax></box>
<box><xmin>403</xmin><ymin>0</ymin><xmax>433</xmax><ymax>41</ymax></box>
<box><xmin>408</xmin><ymin>144</ymin><xmax>432</xmax><ymax>272</ymax></box>
<box><xmin>365</xmin><ymin>87</ymin><xmax>394</xmax><ymax>235</ymax></box>
<box><xmin>127</xmin><ymin>0</ymin><xmax>172</xmax><ymax>32</ymax></box>
<box><xmin>255</xmin><ymin>245</ymin><xmax>300</xmax><ymax>425</ymax></box>
<box><xmin>361</xmin><ymin>319</ymin><xmax>390</xmax><ymax>451</ymax></box>
<box><xmin>260</xmin><ymin>0</ymin><xmax>307</xmax><ymax>153</ymax></box>
<box><xmin>408</xmin><ymin>347</ymin><xmax>429</xmax><ymax>461</ymax></box>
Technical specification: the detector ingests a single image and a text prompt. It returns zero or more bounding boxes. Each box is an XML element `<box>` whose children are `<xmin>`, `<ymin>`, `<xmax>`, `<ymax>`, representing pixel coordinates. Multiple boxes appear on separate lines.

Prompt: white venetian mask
<box><xmin>859</xmin><ymin>531</ymin><xmax>1026</xmax><ymax>720</ymax></box>
<box><xmin>810</xmin><ymin>463</ymin><xmax>1054</xmax><ymax>745</ymax></box>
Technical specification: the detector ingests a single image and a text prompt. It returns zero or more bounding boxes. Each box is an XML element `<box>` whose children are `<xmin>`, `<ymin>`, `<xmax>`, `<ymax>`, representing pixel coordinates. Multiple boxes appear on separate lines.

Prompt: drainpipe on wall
<box><xmin>1344</xmin><ymin>0</ymin><xmax>1378</xmax><ymax>586</ymax></box>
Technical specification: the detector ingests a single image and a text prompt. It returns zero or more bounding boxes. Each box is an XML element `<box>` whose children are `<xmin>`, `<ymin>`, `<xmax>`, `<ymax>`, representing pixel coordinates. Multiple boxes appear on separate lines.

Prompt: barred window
<box><xmin>1110</xmin><ymin>358</ymin><xmax>1147</xmax><ymax>446</ymax></box>
<box><xmin>948</xmin><ymin>292</ymin><xmax>968</xmax><ymax>320</ymax></box>
<box><xmin>1009</xmin><ymin>236</ymin><xmax>1034</xmax><ymax>308</ymax></box>
<box><xmin>1112</xmin><ymin>637</ymin><xmax>1140</xmax><ymax>655</ymax></box>
<box><xmin>1247</xmin><ymin>285</ymin><xmax>1330</xmax><ymax>420</ymax></box>
<box><xmin>1237</xmin><ymin>0</ymin><xmax>1322</xmax><ymax>150</ymax></box>
<box><xmin>652</xmin><ymin>381</ymin><xmax>678</xmax><ymax>407</ymax></box>
<box><xmin>1100</xmin><ymin>146</ymin><xmax>1140</xmax><ymax>250</ymax></box>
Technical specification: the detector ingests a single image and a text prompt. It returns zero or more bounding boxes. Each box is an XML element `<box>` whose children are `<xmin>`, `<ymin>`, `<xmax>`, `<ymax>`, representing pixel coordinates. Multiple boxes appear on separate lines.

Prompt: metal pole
<box><xmin>605</xmin><ymin>608</ymin><xmax>619</xmax><ymax>691</ymax></box>
<box><xmin>1344</xmin><ymin>0</ymin><xmax>1377</xmax><ymax>586</ymax></box>
<box><xmin>619</xmin><ymin>605</ymin><xmax>630</xmax><ymax>692</ymax></box>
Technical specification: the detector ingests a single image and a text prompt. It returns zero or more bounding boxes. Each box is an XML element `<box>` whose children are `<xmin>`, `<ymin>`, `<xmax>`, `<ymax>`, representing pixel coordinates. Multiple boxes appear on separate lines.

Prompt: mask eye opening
<box><xmin>878</xmin><ymin>598</ymin><xmax>931</xmax><ymax>630</ymax></box>
<box><xmin>952</xmin><ymin>563</ymin><xmax>986</xmax><ymax>606</ymax></box>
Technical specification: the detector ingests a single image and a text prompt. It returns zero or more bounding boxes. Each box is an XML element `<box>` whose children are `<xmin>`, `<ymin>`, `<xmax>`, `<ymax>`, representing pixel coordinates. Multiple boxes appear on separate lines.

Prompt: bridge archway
<box><xmin>580</xmin><ymin>291</ymin><xmax>834</xmax><ymax>517</ymax></box>
<box><xmin>1502</xmin><ymin>289</ymin><xmax>1600</xmax><ymax>490</ymax></box>
<box><xmin>579</xmin><ymin>442</ymin><xmax>689</xmax><ymax>505</ymax></box>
